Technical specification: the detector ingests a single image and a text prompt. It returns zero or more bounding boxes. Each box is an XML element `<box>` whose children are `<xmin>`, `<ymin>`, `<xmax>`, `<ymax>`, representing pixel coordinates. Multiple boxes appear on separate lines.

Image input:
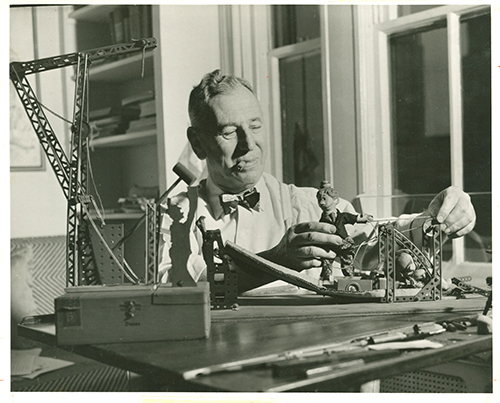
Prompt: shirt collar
<box><xmin>201</xmin><ymin>176</ymin><xmax>265</xmax><ymax>220</ymax></box>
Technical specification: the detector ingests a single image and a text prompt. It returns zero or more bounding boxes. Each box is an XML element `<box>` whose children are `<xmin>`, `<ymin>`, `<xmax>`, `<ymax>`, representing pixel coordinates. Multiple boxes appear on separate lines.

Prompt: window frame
<box><xmin>219</xmin><ymin>5</ymin><xmax>335</xmax><ymax>185</ymax></box>
<box><xmin>268</xmin><ymin>37</ymin><xmax>322</xmax><ymax>182</ymax></box>
<box><xmin>219</xmin><ymin>4</ymin><xmax>492</xmax><ymax>268</ymax></box>
<box><xmin>362</xmin><ymin>4</ymin><xmax>491</xmax><ymax>266</ymax></box>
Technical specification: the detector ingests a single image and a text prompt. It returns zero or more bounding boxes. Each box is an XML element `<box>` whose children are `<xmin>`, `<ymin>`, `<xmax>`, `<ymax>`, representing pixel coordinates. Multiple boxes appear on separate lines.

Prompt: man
<box><xmin>158</xmin><ymin>69</ymin><xmax>476</xmax><ymax>293</ymax></box>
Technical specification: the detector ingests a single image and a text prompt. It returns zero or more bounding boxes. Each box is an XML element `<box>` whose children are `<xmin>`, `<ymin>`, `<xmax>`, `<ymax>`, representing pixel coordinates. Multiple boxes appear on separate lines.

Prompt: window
<box><xmin>270</xmin><ymin>5</ymin><xmax>324</xmax><ymax>187</ymax></box>
<box><xmin>372</xmin><ymin>5</ymin><xmax>491</xmax><ymax>264</ymax></box>
<box><xmin>391</xmin><ymin>23</ymin><xmax>451</xmax><ymax>195</ymax></box>
<box><xmin>272</xmin><ymin>5</ymin><xmax>320</xmax><ymax>48</ymax></box>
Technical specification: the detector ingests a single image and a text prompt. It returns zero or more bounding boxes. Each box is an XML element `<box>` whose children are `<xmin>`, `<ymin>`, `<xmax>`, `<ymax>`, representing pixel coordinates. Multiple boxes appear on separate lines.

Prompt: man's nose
<box><xmin>237</xmin><ymin>127</ymin><xmax>256</xmax><ymax>152</ymax></box>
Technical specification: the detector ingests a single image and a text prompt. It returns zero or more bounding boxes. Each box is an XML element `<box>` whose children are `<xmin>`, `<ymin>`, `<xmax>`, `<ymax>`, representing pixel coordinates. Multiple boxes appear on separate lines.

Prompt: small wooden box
<box><xmin>55</xmin><ymin>282</ymin><xmax>210</xmax><ymax>345</ymax></box>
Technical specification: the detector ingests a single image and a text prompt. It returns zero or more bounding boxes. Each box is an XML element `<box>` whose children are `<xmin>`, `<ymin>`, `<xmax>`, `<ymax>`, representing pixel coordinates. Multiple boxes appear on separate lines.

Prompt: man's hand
<box><xmin>358</xmin><ymin>213</ymin><xmax>373</xmax><ymax>223</ymax></box>
<box><xmin>260</xmin><ymin>222</ymin><xmax>343</xmax><ymax>271</ymax></box>
<box><xmin>427</xmin><ymin>186</ymin><xmax>476</xmax><ymax>238</ymax></box>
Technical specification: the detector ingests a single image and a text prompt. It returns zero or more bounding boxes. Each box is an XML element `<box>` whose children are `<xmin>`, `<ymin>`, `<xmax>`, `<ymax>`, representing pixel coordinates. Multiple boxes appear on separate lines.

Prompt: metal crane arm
<box><xmin>10</xmin><ymin>38</ymin><xmax>157</xmax><ymax>286</ymax></box>
<box><xmin>10</xmin><ymin>38</ymin><xmax>157</xmax><ymax>78</ymax></box>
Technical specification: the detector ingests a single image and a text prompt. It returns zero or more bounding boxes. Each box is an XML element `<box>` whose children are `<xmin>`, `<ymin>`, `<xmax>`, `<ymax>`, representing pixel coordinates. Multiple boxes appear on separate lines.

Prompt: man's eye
<box><xmin>220</xmin><ymin>130</ymin><xmax>237</xmax><ymax>139</ymax></box>
<box><xmin>250</xmin><ymin>125</ymin><xmax>262</xmax><ymax>131</ymax></box>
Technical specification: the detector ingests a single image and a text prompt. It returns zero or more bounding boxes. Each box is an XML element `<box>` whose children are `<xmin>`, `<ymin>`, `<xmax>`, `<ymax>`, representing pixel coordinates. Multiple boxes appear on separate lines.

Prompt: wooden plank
<box><xmin>212</xmin><ymin>295</ymin><xmax>487</xmax><ymax>322</ymax></box>
<box><xmin>225</xmin><ymin>241</ymin><xmax>324</xmax><ymax>294</ymax></box>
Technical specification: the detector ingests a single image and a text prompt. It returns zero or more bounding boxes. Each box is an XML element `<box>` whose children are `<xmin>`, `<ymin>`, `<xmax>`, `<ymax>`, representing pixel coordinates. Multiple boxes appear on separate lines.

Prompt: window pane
<box><xmin>377</xmin><ymin>193</ymin><xmax>491</xmax><ymax>264</ymax></box>
<box><xmin>279</xmin><ymin>50</ymin><xmax>324</xmax><ymax>187</ymax></box>
<box><xmin>398</xmin><ymin>5</ymin><xmax>441</xmax><ymax>17</ymax></box>
<box><xmin>383</xmin><ymin>194</ymin><xmax>453</xmax><ymax>262</ymax></box>
<box><xmin>461</xmin><ymin>13</ymin><xmax>491</xmax><ymax>261</ymax></box>
<box><xmin>390</xmin><ymin>25</ymin><xmax>450</xmax><ymax>195</ymax></box>
<box><xmin>272</xmin><ymin>5</ymin><xmax>320</xmax><ymax>48</ymax></box>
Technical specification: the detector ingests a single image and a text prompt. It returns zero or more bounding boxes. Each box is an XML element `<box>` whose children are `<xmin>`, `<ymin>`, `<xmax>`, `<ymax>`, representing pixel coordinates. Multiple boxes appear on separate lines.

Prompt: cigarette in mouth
<box><xmin>236</xmin><ymin>161</ymin><xmax>245</xmax><ymax>171</ymax></box>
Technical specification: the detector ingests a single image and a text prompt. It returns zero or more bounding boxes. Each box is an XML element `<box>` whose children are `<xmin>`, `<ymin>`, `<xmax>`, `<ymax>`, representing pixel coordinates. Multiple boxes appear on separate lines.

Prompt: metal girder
<box><xmin>378</xmin><ymin>222</ymin><xmax>442</xmax><ymax>303</ymax></box>
<box><xmin>145</xmin><ymin>200</ymin><xmax>158</xmax><ymax>284</ymax></box>
<box><xmin>10</xmin><ymin>38</ymin><xmax>158</xmax><ymax>287</ymax></box>
<box><xmin>414</xmin><ymin>226</ymin><xmax>442</xmax><ymax>301</ymax></box>
<box><xmin>64</xmin><ymin>53</ymin><xmax>101</xmax><ymax>286</ymax></box>
<box><xmin>379</xmin><ymin>224</ymin><xmax>396</xmax><ymax>302</ymax></box>
<box><xmin>197</xmin><ymin>217</ymin><xmax>238</xmax><ymax>310</ymax></box>
<box><xmin>10</xmin><ymin>67</ymin><xmax>70</xmax><ymax>199</ymax></box>
<box><xmin>10</xmin><ymin>38</ymin><xmax>157</xmax><ymax>78</ymax></box>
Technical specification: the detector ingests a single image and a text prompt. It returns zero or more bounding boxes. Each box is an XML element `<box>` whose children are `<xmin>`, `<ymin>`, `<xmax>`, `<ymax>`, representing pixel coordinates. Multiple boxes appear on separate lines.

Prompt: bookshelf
<box><xmin>69</xmin><ymin>5</ymin><xmax>159</xmax><ymax>276</ymax></box>
<box><xmin>90</xmin><ymin>130</ymin><xmax>157</xmax><ymax>148</ymax></box>
<box><xmin>70</xmin><ymin>5</ymin><xmax>158</xmax><ymax>206</ymax></box>
<box><xmin>89</xmin><ymin>52</ymin><xmax>155</xmax><ymax>82</ymax></box>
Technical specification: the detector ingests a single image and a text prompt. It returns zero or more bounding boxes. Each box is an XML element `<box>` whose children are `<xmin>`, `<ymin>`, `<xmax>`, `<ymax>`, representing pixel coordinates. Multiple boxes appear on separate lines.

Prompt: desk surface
<box><xmin>18</xmin><ymin>296</ymin><xmax>492</xmax><ymax>392</ymax></box>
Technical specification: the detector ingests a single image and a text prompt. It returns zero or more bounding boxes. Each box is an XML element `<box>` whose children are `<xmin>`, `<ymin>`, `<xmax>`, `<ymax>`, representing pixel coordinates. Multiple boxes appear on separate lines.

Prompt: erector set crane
<box><xmin>10</xmin><ymin>38</ymin><xmax>158</xmax><ymax>287</ymax></box>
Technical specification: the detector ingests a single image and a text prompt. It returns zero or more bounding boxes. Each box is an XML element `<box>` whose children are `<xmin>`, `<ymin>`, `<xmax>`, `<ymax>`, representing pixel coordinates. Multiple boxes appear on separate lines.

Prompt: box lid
<box><xmin>152</xmin><ymin>282</ymin><xmax>210</xmax><ymax>305</ymax></box>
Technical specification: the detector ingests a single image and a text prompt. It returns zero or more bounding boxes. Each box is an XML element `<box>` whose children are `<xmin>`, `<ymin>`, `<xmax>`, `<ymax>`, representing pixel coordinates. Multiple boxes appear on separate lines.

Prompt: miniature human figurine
<box><xmin>316</xmin><ymin>181</ymin><xmax>373</xmax><ymax>280</ymax></box>
<box><xmin>394</xmin><ymin>249</ymin><xmax>427</xmax><ymax>287</ymax></box>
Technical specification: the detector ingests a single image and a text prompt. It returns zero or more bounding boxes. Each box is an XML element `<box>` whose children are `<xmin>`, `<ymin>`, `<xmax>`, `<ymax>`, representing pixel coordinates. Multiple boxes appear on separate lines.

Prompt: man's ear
<box><xmin>187</xmin><ymin>127</ymin><xmax>207</xmax><ymax>160</ymax></box>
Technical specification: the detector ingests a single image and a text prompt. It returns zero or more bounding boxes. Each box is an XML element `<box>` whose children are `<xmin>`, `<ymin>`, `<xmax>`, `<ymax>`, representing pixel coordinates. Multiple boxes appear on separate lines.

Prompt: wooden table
<box><xmin>18</xmin><ymin>295</ymin><xmax>492</xmax><ymax>392</ymax></box>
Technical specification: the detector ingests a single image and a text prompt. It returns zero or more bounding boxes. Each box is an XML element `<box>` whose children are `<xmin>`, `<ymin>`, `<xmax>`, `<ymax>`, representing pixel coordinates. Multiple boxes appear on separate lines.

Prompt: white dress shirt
<box><xmin>158</xmin><ymin>172</ymin><xmax>415</xmax><ymax>285</ymax></box>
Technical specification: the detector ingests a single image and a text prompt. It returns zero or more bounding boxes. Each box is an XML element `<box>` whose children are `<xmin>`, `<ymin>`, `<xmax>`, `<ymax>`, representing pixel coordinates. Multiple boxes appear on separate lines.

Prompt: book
<box><xmin>122</xmin><ymin>7</ymin><xmax>130</xmax><ymax>42</ymax></box>
<box><xmin>141</xmin><ymin>6</ymin><xmax>152</xmax><ymax>38</ymax></box>
<box><xmin>139</xmin><ymin>99</ymin><xmax>156</xmax><ymax>117</ymax></box>
<box><xmin>91</xmin><ymin>115</ymin><xmax>123</xmax><ymax>127</ymax></box>
<box><xmin>129</xmin><ymin>6</ymin><xmax>142</xmax><ymax>40</ymax></box>
<box><xmin>109</xmin><ymin>6</ymin><xmax>151</xmax><ymax>47</ymax></box>
<box><xmin>127</xmin><ymin>116</ymin><xmax>156</xmax><ymax>132</ymax></box>
<box><xmin>89</xmin><ymin>105</ymin><xmax>140</xmax><ymax>121</ymax></box>
<box><xmin>90</xmin><ymin>114</ymin><xmax>132</xmax><ymax>135</ymax></box>
<box><xmin>122</xmin><ymin>91</ymin><xmax>154</xmax><ymax>106</ymax></box>
<box><xmin>109</xmin><ymin>8</ymin><xmax>125</xmax><ymax>44</ymax></box>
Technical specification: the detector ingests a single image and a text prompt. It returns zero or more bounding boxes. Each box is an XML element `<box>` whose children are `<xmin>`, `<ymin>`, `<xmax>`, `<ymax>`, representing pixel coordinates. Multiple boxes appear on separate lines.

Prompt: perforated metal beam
<box><xmin>10</xmin><ymin>38</ymin><xmax>158</xmax><ymax>287</ymax></box>
<box><xmin>378</xmin><ymin>223</ymin><xmax>442</xmax><ymax>303</ymax></box>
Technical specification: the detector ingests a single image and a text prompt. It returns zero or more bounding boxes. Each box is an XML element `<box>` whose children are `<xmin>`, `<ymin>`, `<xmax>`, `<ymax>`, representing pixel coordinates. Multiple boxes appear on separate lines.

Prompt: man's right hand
<box><xmin>260</xmin><ymin>222</ymin><xmax>343</xmax><ymax>271</ymax></box>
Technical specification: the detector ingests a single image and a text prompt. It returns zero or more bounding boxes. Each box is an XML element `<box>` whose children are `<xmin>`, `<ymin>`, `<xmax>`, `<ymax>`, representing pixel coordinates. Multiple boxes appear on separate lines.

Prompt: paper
<box><xmin>21</xmin><ymin>356</ymin><xmax>74</xmax><ymax>379</ymax></box>
<box><xmin>11</xmin><ymin>348</ymin><xmax>42</xmax><ymax>376</ymax></box>
<box><xmin>11</xmin><ymin>348</ymin><xmax>74</xmax><ymax>379</ymax></box>
<box><xmin>368</xmin><ymin>340</ymin><xmax>443</xmax><ymax>350</ymax></box>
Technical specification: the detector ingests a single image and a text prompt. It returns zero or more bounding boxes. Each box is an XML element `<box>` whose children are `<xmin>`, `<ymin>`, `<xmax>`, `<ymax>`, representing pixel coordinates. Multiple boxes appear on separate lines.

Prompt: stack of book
<box><xmin>89</xmin><ymin>105</ymin><xmax>141</xmax><ymax>138</ymax></box>
<box><xmin>122</xmin><ymin>92</ymin><xmax>156</xmax><ymax>134</ymax></box>
<box><xmin>109</xmin><ymin>5</ymin><xmax>152</xmax><ymax>44</ymax></box>
<box><xmin>118</xmin><ymin>184</ymin><xmax>159</xmax><ymax>213</ymax></box>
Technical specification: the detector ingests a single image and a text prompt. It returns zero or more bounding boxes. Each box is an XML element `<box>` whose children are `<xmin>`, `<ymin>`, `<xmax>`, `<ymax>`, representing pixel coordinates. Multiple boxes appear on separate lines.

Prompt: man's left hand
<box><xmin>427</xmin><ymin>186</ymin><xmax>476</xmax><ymax>238</ymax></box>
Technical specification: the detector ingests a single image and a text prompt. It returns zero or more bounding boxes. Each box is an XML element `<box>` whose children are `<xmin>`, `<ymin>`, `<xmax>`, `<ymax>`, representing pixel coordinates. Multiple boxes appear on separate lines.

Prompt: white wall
<box><xmin>154</xmin><ymin>5</ymin><xmax>221</xmax><ymax>189</ymax></box>
<box><xmin>10</xmin><ymin>7</ymin><xmax>75</xmax><ymax>238</ymax></box>
<box><xmin>9</xmin><ymin>5</ymin><xmax>221</xmax><ymax>237</ymax></box>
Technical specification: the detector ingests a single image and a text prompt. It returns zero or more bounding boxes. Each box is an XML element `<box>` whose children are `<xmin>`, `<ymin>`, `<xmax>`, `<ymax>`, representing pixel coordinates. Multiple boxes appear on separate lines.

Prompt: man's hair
<box><xmin>188</xmin><ymin>69</ymin><xmax>255</xmax><ymax>129</ymax></box>
<box><xmin>317</xmin><ymin>180</ymin><xmax>339</xmax><ymax>199</ymax></box>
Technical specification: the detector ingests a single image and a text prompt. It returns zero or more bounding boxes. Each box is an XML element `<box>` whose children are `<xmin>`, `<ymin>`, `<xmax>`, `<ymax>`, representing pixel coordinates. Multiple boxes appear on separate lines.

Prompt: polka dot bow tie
<box><xmin>219</xmin><ymin>188</ymin><xmax>260</xmax><ymax>215</ymax></box>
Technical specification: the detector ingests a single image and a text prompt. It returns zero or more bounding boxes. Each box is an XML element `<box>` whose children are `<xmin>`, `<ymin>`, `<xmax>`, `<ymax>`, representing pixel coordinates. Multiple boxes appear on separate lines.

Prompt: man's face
<box><xmin>193</xmin><ymin>87</ymin><xmax>267</xmax><ymax>193</ymax></box>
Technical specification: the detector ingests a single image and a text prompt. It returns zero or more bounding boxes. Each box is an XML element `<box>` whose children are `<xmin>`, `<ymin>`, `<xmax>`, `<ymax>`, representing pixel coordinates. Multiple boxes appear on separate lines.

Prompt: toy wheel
<box><xmin>345</xmin><ymin>283</ymin><xmax>360</xmax><ymax>292</ymax></box>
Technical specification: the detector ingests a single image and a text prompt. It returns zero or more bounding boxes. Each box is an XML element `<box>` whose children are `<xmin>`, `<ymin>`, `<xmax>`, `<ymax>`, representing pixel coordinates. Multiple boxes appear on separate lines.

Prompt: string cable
<box><xmin>349</xmin><ymin>215</ymin><xmax>436</xmax><ymax>271</ymax></box>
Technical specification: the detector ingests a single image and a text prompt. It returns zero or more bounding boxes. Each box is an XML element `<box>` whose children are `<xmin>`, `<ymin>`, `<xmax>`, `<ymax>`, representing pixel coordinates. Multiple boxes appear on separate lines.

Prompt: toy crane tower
<box><xmin>378</xmin><ymin>221</ymin><xmax>442</xmax><ymax>302</ymax></box>
<box><xmin>10</xmin><ymin>39</ymin><xmax>157</xmax><ymax>287</ymax></box>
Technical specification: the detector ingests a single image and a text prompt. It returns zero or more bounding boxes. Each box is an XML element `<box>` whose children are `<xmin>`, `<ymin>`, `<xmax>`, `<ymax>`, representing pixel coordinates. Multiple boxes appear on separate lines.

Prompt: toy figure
<box><xmin>316</xmin><ymin>181</ymin><xmax>373</xmax><ymax>280</ymax></box>
<box><xmin>395</xmin><ymin>249</ymin><xmax>427</xmax><ymax>287</ymax></box>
